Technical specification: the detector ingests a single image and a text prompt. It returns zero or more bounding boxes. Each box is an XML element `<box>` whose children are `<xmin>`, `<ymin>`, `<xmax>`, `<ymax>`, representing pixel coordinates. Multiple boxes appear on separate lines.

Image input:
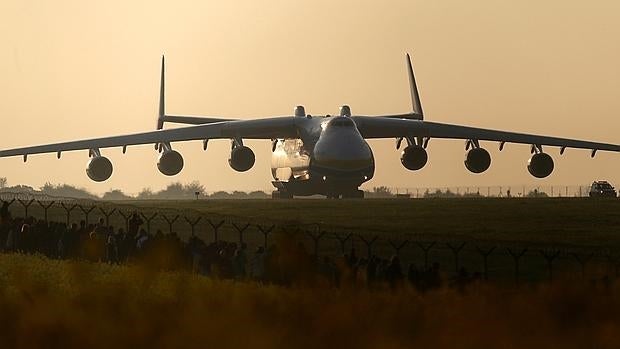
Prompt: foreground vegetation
<box><xmin>0</xmin><ymin>253</ymin><xmax>617</xmax><ymax>348</ymax></box>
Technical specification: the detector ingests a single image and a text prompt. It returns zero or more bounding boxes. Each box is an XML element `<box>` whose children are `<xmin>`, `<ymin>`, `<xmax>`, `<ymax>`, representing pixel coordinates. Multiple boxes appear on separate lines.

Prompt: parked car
<box><xmin>589</xmin><ymin>181</ymin><xmax>617</xmax><ymax>197</ymax></box>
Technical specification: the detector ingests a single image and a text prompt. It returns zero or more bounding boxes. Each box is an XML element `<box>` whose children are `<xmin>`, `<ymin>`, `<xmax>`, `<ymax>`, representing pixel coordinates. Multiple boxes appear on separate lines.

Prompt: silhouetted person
<box><xmin>128</xmin><ymin>212</ymin><xmax>143</xmax><ymax>236</ymax></box>
<box><xmin>386</xmin><ymin>255</ymin><xmax>403</xmax><ymax>289</ymax></box>
<box><xmin>0</xmin><ymin>201</ymin><xmax>11</xmax><ymax>224</ymax></box>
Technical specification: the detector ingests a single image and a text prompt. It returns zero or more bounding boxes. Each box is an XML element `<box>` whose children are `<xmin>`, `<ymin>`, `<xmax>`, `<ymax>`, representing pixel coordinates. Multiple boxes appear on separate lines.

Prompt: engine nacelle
<box><xmin>464</xmin><ymin>148</ymin><xmax>491</xmax><ymax>173</ymax></box>
<box><xmin>401</xmin><ymin>145</ymin><xmax>428</xmax><ymax>171</ymax></box>
<box><xmin>86</xmin><ymin>156</ymin><xmax>113</xmax><ymax>182</ymax></box>
<box><xmin>229</xmin><ymin>146</ymin><xmax>255</xmax><ymax>172</ymax></box>
<box><xmin>528</xmin><ymin>153</ymin><xmax>554</xmax><ymax>178</ymax></box>
<box><xmin>157</xmin><ymin>150</ymin><xmax>184</xmax><ymax>176</ymax></box>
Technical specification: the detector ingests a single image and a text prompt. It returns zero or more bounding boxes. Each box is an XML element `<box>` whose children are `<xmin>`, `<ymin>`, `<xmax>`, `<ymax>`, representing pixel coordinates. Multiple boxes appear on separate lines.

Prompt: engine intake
<box><xmin>401</xmin><ymin>145</ymin><xmax>427</xmax><ymax>171</ymax></box>
<box><xmin>86</xmin><ymin>156</ymin><xmax>113</xmax><ymax>182</ymax></box>
<box><xmin>157</xmin><ymin>150</ymin><xmax>184</xmax><ymax>176</ymax></box>
<box><xmin>528</xmin><ymin>153</ymin><xmax>554</xmax><ymax>178</ymax></box>
<box><xmin>464</xmin><ymin>148</ymin><xmax>491</xmax><ymax>173</ymax></box>
<box><xmin>229</xmin><ymin>146</ymin><xmax>255</xmax><ymax>172</ymax></box>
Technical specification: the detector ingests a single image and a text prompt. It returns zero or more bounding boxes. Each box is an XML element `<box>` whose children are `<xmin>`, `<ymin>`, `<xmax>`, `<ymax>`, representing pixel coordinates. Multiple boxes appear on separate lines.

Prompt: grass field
<box><xmin>0</xmin><ymin>252</ymin><xmax>619</xmax><ymax>349</ymax></box>
<box><xmin>120</xmin><ymin>198</ymin><xmax>620</xmax><ymax>247</ymax></box>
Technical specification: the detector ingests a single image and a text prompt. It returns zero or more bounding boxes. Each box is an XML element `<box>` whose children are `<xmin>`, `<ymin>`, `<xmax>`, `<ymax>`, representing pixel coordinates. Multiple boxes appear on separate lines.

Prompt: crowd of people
<box><xmin>0</xmin><ymin>201</ymin><xmax>482</xmax><ymax>291</ymax></box>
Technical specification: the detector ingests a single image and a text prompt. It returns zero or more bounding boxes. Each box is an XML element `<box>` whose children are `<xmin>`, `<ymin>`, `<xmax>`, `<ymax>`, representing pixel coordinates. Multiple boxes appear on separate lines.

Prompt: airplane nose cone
<box><xmin>313</xmin><ymin>133</ymin><xmax>374</xmax><ymax>171</ymax></box>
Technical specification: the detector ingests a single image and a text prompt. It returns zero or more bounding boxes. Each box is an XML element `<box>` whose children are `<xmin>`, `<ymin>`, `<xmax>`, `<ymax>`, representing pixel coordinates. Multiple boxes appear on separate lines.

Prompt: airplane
<box><xmin>1</xmin><ymin>54</ymin><xmax>619</xmax><ymax>199</ymax></box>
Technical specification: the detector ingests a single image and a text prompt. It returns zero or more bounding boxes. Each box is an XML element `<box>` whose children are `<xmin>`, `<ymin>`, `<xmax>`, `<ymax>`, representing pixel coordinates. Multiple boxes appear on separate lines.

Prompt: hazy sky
<box><xmin>0</xmin><ymin>0</ymin><xmax>619</xmax><ymax>194</ymax></box>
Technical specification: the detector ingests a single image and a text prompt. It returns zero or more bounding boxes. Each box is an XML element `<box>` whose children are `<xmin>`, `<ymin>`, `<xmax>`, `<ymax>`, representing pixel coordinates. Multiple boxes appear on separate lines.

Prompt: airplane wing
<box><xmin>353</xmin><ymin>116</ymin><xmax>620</xmax><ymax>153</ymax></box>
<box><xmin>0</xmin><ymin>117</ymin><xmax>299</xmax><ymax>159</ymax></box>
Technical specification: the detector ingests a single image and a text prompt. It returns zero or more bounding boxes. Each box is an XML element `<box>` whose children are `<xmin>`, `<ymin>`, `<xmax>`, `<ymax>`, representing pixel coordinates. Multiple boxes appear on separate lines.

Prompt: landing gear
<box><xmin>342</xmin><ymin>190</ymin><xmax>364</xmax><ymax>199</ymax></box>
<box><xmin>272</xmin><ymin>190</ymin><xmax>293</xmax><ymax>199</ymax></box>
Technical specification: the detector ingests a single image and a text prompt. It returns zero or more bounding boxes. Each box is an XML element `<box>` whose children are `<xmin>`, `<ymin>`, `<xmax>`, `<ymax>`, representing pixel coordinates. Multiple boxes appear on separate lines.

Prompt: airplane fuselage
<box><xmin>270</xmin><ymin>115</ymin><xmax>374</xmax><ymax>198</ymax></box>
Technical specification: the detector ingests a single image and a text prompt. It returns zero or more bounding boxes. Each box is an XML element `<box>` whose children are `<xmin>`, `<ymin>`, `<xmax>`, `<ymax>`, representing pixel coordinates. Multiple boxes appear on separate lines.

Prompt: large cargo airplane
<box><xmin>1</xmin><ymin>55</ymin><xmax>618</xmax><ymax>198</ymax></box>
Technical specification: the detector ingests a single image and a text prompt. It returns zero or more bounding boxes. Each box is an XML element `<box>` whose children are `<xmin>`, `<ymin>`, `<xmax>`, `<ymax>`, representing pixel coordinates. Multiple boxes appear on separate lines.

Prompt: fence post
<box><xmin>416</xmin><ymin>242</ymin><xmax>436</xmax><ymax>270</ymax></box>
<box><xmin>117</xmin><ymin>211</ymin><xmax>132</xmax><ymax>232</ymax></box>
<box><xmin>1</xmin><ymin>198</ymin><xmax>15</xmax><ymax>207</ymax></box>
<box><xmin>446</xmin><ymin>242</ymin><xmax>467</xmax><ymax>273</ymax></box>
<box><xmin>206</xmin><ymin>219</ymin><xmax>225</xmax><ymax>242</ymax></box>
<box><xmin>140</xmin><ymin>212</ymin><xmax>158</xmax><ymax>234</ymax></box>
<box><xmin>184</xmin><ymin>216</ymin><xmax>202</xmax><ymax>237</ymax></box>
<box><xmin>389</xmin><ymin>239</ymin><xmax>409</xmax><ymax>256</ymax></box>
<box><xmin>306</xmin><ymin>230</ymin><xmax>326</xmax><ymax>257</ymax></box>
<box><xmin>507</xmin><ymin>247</ymin><xmax>528</xmax><ymax>286</ymax></box>
<box><xmin>161</xmin><ymin>214</ymin><xmax>180</xmax><ymax>234</ymax></box>
<box><xmin>256</xmin><ymin>224</ymin><xmax>275</xmax><ymax>248</ymax></box>
<box><xmin>17</xmin><ymin>198</ymin><xmax>34</xmax><ymax>217</ymax></box>
<box><xmin>475</xmin><ymin>246</ymin><xmax>496</xmax><ymax>281</ymax></box>
<box><xmin>358</xmin><ymin>235</ymin><xmax>379</xmax><ymax>258</ymax></box>
<box><xmin>571</xmin><ymin>252</ymin><xmax>594</xmax><ymax>279</ymax></box>
<box><xmin>60</xmin><ymin>203</ymin><xmax>78</xmax><ymax>225</ymax></box>
<box><xmin>78</xmin><ymin>205</ymin><xmax>96</xmax><ymax>225</ymax></box>
<box><xmin>36</xmin><ymin>200</ymin><xmax>55</xmax><ymax>222</ymax></box>
<box><xmin>333</xmin><ymin>233</ymin><xmax>352</xmax><ymax>254</ymax></box>
<box><xmin>540</xmin><ymin>249</ymin><xmax>561</xmax><ymax>281</ymax></box>
<box><xmin>231</xmin><ymin>222</ymin><xmax>250</xmax><ymax>244</ymax></box>
<box><xmin>98</xmin><ymin>207</ymin><xmax>117</xmax><ymax>226</ymax></box>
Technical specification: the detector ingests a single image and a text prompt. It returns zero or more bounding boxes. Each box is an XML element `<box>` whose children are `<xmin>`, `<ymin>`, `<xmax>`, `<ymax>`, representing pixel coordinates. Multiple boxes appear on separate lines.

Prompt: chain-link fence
<box><xmin>388</xmin><ymin>185</ymin><xmax>593</xmax><ymax>198</ymax></box>
<box><xmin>0</xmin><ymin>193</ymin><xmax>617</xmax><ymax>286</ymax></box>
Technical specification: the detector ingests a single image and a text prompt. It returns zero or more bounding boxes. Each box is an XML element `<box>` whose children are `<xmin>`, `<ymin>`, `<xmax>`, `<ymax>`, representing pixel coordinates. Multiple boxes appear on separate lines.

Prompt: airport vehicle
<box><xmin>1</xmin><ymin>55</ymin><xmax>619</xmax><ymax>198</ymax></box>
<box><xmin>589</xmin><ymin>181</ymin><xmax>617</xmax><ymax>197</ymax></box>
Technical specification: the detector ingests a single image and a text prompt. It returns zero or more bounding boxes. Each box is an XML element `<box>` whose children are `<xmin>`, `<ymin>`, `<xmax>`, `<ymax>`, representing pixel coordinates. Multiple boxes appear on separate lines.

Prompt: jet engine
<box><xmin>157</xmin><ymin>150</ymin><xmax>184</xmax><ymax>176</ymax></box>
<box><xmin>464</xmin><ymin>148</ymin><xmax>491</xmax><ymax>173</ymax></box>
<box><xmin>527</xmin><ymin>153</ymin><xmax>554</xmax><ymax>178</ymax></box>
<box><xmin>86</xmin><ymin>156</ymin><xmax>113</xmax><ymax>182</ymax></box>
<box><xmin>401</xmin><ymin>145</ymin><xmax>428</xmax><ymax>171</ymax></box>
<box><xmin>229</xmin><ymin>146</ymin><xmax>255</xmax><ymax>172</ymax></box>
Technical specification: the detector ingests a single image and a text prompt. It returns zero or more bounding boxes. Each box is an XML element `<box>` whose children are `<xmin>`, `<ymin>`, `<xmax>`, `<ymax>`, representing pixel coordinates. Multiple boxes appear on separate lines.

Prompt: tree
<box><xmin>137</xmin><ymin>188</ymin><xmax>154</xmax><ymax>200</ymax></box>
<box><xmin>40</xmin><ymin>183</ymin><xmax>97</xmax><ymax>200</ymax></box>
<box><xmin>102</xmin><ymin>189</ymin><xmax>133</xmax><ymax>201</ymax></box>
<box><xmin>184</xmin><ymin>181</ymin><xmax>205</xmax><ymax>196</ymax></box>
<box><xmin>0</xmin><ymin>177</ymin><xmax>7</xmax><ymax>189</ymax></box>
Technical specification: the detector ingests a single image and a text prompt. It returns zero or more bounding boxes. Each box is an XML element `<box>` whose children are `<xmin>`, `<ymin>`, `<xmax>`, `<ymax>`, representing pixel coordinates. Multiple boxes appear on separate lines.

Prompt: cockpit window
<box><xmin>330</xmin><ymin>117</ymin><xmax>354</xmax><ymax>127</ymax></box>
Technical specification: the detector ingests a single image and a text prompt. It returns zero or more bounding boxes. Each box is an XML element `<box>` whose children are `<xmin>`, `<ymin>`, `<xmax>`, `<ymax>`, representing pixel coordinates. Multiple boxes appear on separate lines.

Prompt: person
<box><xmin>386</xmin><ymin>255</ymin><xmax>403</xmax><ymax>288</ymax></box>
<box><xmin>128</xmin><ymin>212</ymin><xmax>143</xmax><ymax>236</ymax></box>
<box><xmin>105</xmin><ymin>226</ymin><xmax>117</xmax><ymax>264</ymax></box>
<box><xmin>93</xmin><ymin>218</ymin><xmax>107</xmax><ymax>239</ymax></box>
<box><xmin>251</xmin><ymin>246</ymin><xmax>265</xmax><ymax>281</ymax></box>
<box><xmin>233</xmin><ymin>243</ymin><xmax>247</xmax><ymax>280</ymax></box>
<box><xmin>0</xmin><ymin>201</ymin><xmax>11</xmax><ymax>224</ymax></box>
<box><xmin>5</xmin><ymin>224</ymin><xmax>23</xmax><ymax>252</ymax></box>
<box><xmin>407</xmin><ymin>263</ymin><xmax>419</xmax><ymax>288</ymax></box>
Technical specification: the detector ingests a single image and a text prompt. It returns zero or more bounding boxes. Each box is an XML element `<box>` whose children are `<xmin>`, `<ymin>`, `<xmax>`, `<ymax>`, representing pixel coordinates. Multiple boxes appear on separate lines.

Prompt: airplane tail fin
<box><xmin>406</xmin><ymin>53</ymin><xmax>424</xmax><ymax>120</ymax></box>
<box><xmin>157</xmin><ymin>55</ymin><xmax>165</xmax><ymax>130</ymax></box>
